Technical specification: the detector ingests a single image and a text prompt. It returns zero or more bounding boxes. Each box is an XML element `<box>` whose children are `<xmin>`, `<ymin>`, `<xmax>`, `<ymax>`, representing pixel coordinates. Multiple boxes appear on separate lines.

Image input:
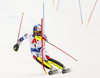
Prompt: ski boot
<box><xmin>48</xmin><ymin>66</ymin><xmax>58</xmax><ymax>75</ymax></box>
<box><xmin>62</xmin><ymin>66</ymin><xmax>70</xmax><ymax>74</ymax></box>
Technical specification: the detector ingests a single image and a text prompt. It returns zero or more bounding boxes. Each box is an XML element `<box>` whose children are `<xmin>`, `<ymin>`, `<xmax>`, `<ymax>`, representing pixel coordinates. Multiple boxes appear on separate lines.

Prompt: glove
<box><xmin>13</xmin><ymin>43</ymin><xmax>19</xmax><ymax>52</ymax></box>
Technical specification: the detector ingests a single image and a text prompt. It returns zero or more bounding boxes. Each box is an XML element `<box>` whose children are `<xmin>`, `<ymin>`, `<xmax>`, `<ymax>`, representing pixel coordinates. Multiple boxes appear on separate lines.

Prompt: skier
<box><xmin>13</xmin><ymin>24</ymin><xmax>68</xmax><ymax>75</ymax></box>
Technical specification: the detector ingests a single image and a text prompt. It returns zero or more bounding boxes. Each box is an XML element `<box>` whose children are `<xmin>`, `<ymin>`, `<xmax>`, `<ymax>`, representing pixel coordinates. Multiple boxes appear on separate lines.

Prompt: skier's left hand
<box><xmin>13</xmin><ymin>43</ymin><xmax>19</xmax><ymax>52</ymax></box>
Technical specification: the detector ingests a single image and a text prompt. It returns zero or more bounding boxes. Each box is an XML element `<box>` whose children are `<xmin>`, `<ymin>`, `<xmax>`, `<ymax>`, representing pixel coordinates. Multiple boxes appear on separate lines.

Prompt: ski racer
<box><xmin>13</xmin><ymin>24</ymin><xmax>68</xmax><ymax>74</ymax></box>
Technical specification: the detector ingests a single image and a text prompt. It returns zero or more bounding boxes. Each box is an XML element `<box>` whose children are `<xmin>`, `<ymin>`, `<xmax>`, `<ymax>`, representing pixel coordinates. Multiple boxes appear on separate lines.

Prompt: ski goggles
<box><xmin>34</xmin><ymin>31</ymin><xmax>41</xmax><ymax>35</ymax></box>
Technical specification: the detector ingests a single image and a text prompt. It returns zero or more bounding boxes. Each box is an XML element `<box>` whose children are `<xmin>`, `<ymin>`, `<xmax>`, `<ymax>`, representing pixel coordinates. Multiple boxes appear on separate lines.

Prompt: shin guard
<box><xmin>36</xmin><ymin>57</ymin><xmax>52</xmax><ymax>69</ymax></box>
<box><xmin>48</xmin><ymin>58</ymin><xmax>64</xmax><ymax>69</ymax></box>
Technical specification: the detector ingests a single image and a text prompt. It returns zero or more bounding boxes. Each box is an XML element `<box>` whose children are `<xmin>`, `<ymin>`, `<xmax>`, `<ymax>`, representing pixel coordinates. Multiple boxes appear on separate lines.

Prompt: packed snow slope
<box><xmin>0</xmin><ymin>0</ymin><xmax>100</xmax><ymax>78</ymax></box>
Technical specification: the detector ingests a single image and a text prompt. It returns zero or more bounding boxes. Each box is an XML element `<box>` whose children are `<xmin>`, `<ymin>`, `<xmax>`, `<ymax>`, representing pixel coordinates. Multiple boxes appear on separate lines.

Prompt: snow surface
<box><xmin>0</xmin><ymin>0</ymin><xmax>100</xmax><ymax>78</ymax></box>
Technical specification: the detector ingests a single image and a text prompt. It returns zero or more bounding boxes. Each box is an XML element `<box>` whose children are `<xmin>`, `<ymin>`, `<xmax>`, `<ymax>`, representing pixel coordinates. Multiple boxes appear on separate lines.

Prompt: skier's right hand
<box><xmin>13</xmin><ymin>43</ymin><xmax>19</xmax><ymax>52</ymax></box>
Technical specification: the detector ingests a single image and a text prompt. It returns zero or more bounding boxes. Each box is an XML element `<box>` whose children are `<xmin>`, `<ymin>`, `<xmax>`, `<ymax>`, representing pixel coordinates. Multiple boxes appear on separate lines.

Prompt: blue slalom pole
<box><xmin>56</xmin><ymin>0</ymin><xmax>60</xmax><ymax>10</ymax></box>
<box><xmin>43</xmin><ymin>2</ymin><xmax>45</xmax><ymax>33</ymax></box>
<box><xmin>78</xmin><ymin>0</ymin><xmax>83</xmax><ymax>24</ymax></box>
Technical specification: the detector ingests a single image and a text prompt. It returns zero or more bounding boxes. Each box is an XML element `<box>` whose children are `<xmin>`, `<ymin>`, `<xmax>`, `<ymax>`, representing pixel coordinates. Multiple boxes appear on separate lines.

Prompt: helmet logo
<box><xmin>36</xmin><ymin>26</ymin><xmax>39</xmax><ymax>29</ymax></box>
<box><xmin>36</xmin><ymin>26</ymin><xmax>41</xmax><ymax>31</ymax></box>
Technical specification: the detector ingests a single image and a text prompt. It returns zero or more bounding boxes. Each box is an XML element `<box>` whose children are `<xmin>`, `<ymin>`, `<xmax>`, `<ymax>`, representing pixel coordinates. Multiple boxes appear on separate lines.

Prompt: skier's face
<box><xmin>34</xmin><ymin>31</ymin><xmax>41</xmax><ymax>36</ymax></box>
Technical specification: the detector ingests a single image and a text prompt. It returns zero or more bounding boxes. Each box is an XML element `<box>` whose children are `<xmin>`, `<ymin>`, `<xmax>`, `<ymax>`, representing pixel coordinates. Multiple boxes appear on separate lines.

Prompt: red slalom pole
<box><xmin>87</xmin><ymin>0</ymin><xmax>98</xmax><ymax>26</ymax></box>
<box><xmin>45</xmin><ymin>41</ymin><xmax>77</xmax><ymax>61</ymax></box>
<box><xmin>17</xmin><ymin>12</ymin><xmax>24</xmax><ymax>42</ymax></box>
<box><xmin>41</xmin><ymin>18</ymin><xmax>47</xmax><ymax>74</ymax></box>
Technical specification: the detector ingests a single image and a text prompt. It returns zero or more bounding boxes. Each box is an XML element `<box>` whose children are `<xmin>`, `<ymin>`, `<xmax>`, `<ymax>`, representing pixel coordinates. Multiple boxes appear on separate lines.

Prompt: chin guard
<box><xmin>35</xmin><ymin>36</ymin><xmax>41</xmax><ymax>40</ymax></box>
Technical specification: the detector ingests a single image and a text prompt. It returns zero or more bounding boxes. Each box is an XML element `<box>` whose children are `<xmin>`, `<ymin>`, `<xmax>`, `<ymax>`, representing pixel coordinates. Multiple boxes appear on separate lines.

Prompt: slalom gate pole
<box><xmin>41</xmin><ymin>3</ymin><xmax>47</xmax><ymax>74</ymax></box>
<box><xmin>78</xmin><ymin>0</ymin><xmax>83</xmax><ymax>24</ymax></box>
<box><xmin>53</xmin><ymin>0</ymin><xmax>54</xmax><ymax>8</ymax></box>
<box><xmin>87</xmin><ymin>0</ymin><xmax>98</xmax><ymax>26</ymax></box>
<box><xmin>43</xmin><ymin>2</ymin><xmax>45</xmax><ymax>46</ymax></box>
<box><xmin>45</xmin><ymin>41</ymin><xmax>77</xmax><ymax>61</ymax></box>
<box><xmin>41</xmin><ymin>18</ymin><xmax>47</xmax><ymax>74</ymax></box>
<box><xmin>43</xmin><ymin>2</ymin><xmax>45</xmax><ymax>34</ymax></box>
<box><xmin>56</xmin><ymin>0</ymin><xmax>60</xmax><ymax>10</ymax></box>
<box><xmin>17</xmin><ymin>12</ymin><xmax>24</xmax><ymax>42</ymax></box>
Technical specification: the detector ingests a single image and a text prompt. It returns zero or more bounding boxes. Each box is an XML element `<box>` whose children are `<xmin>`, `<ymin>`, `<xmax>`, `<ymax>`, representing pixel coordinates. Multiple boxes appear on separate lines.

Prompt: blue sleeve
<box><xmin>18</xmin><ymin>33</ymin><xmax>28</xmax><ymax>45</ymax></box>
<box><xmin>19</xmin><ymin>37</ymin><xmax>24</xmax><ymax>42</ymax></box>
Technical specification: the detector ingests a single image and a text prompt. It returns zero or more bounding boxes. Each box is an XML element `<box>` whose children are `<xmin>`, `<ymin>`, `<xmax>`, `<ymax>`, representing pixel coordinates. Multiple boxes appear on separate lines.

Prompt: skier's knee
<box><xmin>33</xmin><ymin>55</ymin><xmax>37</xmax><ymax>60</ymax></box>
<box><xmin>46</xmin><ymin>55</ymin><xmax>50</xmax><ymax>60</ymax></box>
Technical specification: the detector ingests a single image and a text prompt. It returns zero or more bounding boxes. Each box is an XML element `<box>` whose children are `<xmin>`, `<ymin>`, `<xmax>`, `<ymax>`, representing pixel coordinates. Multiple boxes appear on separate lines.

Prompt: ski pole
<box><xmin>87</xmin><ymin>0</ymin><xmax>98</xmax><ymax>26</ymax></box>
<box><xmin>34</xmin><ymin>35</ymin><xmax>77</xmax><ymax>61</ymax></box>
<box><xmin>17</xmin><ymin>12</ymin><xmax>24</xmax><ymax>42</ymax></box>
<box><xmin>45</xmin><ymin>41</ymin><xmax>77</xmax><ymax>61</ymax></box>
